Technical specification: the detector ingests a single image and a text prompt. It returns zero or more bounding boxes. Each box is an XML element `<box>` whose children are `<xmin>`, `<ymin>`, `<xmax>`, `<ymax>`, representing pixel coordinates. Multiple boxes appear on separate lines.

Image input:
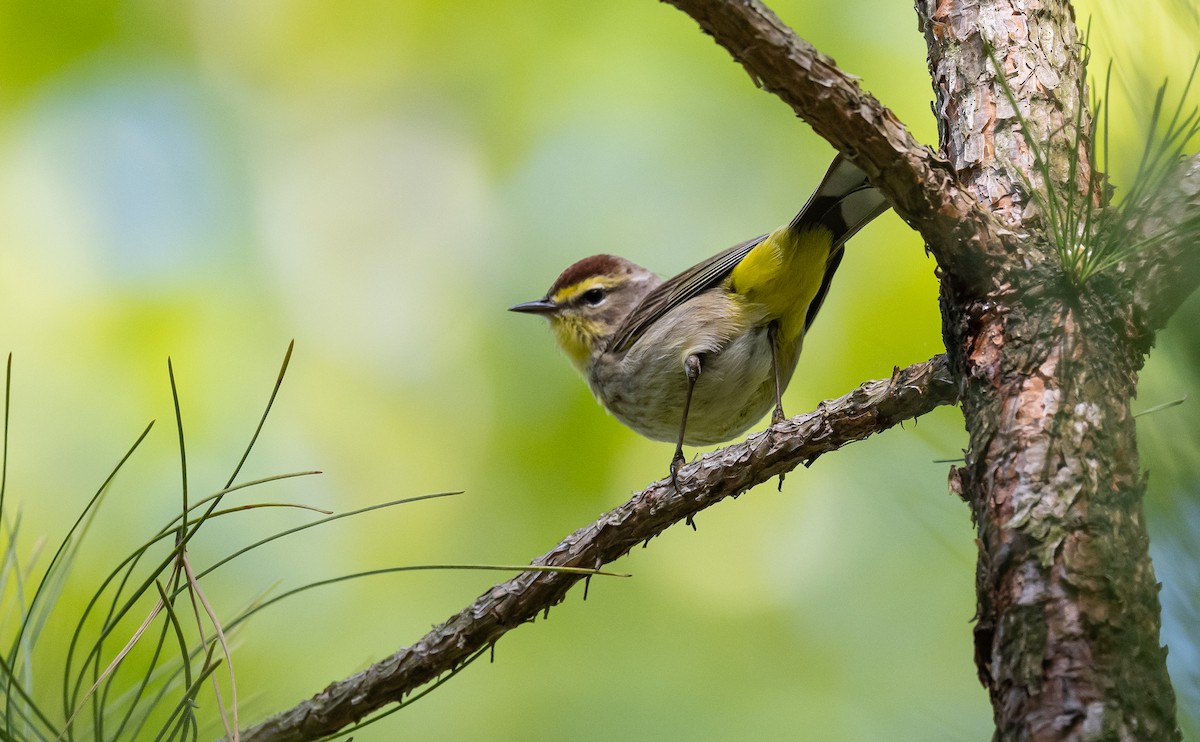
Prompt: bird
<box><xmin>510</xmin><ymin>155</ymin><xmax>888</xmax><ymax>489</ymax></box>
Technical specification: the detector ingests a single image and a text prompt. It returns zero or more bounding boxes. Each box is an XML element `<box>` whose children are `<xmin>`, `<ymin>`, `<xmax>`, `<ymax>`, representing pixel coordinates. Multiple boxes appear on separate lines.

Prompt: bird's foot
<box><xmin>670</xmin><ymin>450</ymin><xmax>686</xmax><ymax>491</ymax></box>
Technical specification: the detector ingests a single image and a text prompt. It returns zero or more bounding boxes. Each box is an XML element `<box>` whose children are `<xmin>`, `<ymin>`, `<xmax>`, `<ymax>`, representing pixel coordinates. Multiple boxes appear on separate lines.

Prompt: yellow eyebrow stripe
<box><xmin>551</xmin><ymin>279</ymin><xmax>614</xmax><ymax>305</ymax></box>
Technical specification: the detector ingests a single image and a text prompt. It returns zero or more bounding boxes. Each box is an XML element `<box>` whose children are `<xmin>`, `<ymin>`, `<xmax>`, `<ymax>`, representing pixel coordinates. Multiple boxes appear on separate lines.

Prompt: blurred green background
<box><xmin>0</xmin><ymin>0</ymin><xmax>1196</xmax><ymax>739</ymax></box>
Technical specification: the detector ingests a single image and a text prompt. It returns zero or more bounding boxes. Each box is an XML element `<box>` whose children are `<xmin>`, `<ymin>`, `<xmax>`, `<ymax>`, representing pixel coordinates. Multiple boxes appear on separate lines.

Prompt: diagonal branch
<box><xmin>239</xmin><ymin>355</ymin><xmax>957</xmax><ymax>742</ymax></box>
<box><xmin>660</xmin><ymin>0</ymin><xmax>1007</xmax><ymax>287</ymax></box>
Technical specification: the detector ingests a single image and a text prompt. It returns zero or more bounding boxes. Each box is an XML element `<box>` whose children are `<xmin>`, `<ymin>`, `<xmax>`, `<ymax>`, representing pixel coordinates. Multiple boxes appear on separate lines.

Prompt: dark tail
<box><xmin>789</xmin><ymin>155</ymin><xmax>889</xmax><ymax>331</ymax></box>
<box><xmin>788</xmin><ymin>155</ymin><xmax>888</xmax><ymax>243</ymax></box>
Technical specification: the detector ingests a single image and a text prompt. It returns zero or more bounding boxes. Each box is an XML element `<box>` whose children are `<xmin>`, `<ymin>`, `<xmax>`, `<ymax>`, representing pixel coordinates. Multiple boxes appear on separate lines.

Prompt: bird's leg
<box><xmin>767</xmin><ymin>322</ymin><xmax>787</xmax><ymax>491</ymax></box>
<box><xmin>768</xmin><ymin>321</ymin><xmax>786</xmax><ymax>425</ymax></box>
<box><xmin>672</xmin><ymin>353</ymin><xmax>703</xmax><ymax>493</ymax></box>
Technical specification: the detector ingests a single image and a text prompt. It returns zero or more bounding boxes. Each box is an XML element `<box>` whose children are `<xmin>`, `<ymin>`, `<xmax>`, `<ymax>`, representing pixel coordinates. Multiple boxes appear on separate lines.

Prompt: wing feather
<box><xmin>607</xmin><ymin>155</ymin><xmax>888</xmax><ymax>354</ymax></box>
<box><xmin>607</xmin><ymin>234</ymin><xmax>767</xmax><ymax>354</ymax></box>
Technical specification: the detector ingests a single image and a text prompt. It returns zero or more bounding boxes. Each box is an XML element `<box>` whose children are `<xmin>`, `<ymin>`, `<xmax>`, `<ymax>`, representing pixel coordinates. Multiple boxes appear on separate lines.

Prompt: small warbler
<box><xmin>511</xmin><ymin>155</ymin><xmax>888</xmax><ymax>488</ymax></box>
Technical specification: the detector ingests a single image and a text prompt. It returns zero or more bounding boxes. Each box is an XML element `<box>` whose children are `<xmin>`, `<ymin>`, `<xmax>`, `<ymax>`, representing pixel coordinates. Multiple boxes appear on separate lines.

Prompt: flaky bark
<box><xmin>917</xmin><ymin>1</ymin><xmax>1187</xmax><ymax>738</ymax></box>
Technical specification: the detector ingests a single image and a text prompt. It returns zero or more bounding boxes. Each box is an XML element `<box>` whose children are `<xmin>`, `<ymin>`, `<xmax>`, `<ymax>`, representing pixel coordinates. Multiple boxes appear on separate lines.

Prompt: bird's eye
<box><xmin>581</xmin><ymin>288</ymin><xmax>606</xmax><ymax>306</ymax></box>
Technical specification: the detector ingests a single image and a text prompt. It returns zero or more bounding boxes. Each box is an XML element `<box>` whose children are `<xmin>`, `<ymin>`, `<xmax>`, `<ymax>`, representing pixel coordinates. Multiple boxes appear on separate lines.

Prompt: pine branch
<box><xmin>238</xmin><ymin>355</ymin><xmax>957</xmax><ymax>742</ymax></box>
<box><xmin>659</xmin><ymin>0</ymin><xmax>1007</xmax><ymax>289</ymax></box>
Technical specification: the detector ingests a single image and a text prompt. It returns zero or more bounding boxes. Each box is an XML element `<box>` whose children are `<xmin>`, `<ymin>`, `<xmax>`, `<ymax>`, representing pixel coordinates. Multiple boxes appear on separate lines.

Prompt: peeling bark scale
<box><xmin>919</xmin><ymin>0</ymin><xmax>1181</xmax><ymax>738</ymax></box>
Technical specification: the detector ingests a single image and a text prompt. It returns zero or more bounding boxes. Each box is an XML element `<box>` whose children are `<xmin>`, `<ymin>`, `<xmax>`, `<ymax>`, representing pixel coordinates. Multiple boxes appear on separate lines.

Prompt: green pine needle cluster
<box><xmin>0</xmin><ymin>344</ymin><xmax>619</xmax><ymax>741</ymax></box>
<box><xmin>0</xmin><ymin>343</ymin><xmax>325</xmax><ymax>741</ymax></box>
<box><xmin>996</xmin><ymin>37</ymin><xmax>1200</xmax><ymax>286</ymax></box>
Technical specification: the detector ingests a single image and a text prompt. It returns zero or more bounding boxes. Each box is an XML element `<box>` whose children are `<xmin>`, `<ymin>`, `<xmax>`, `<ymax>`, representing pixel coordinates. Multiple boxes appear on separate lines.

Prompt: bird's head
<box><xmin>510</xmin><ymin>254</ymin><xmax>657</xmax><ymax>372</ymax></box>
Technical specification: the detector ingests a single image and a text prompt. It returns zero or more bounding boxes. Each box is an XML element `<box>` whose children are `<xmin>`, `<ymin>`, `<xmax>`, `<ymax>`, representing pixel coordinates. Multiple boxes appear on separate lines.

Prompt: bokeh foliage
<box><xmin>0</xmin><ymin>0</ymin><xmax>1195</xmax><ymax>739</ymax></box>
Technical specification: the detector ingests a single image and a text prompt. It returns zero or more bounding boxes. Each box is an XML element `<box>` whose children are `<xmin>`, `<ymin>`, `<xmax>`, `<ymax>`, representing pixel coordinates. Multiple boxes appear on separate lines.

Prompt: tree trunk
<box><xmin>919</xmin><ymin>0</ymin><xmax>1180</xmax><ymax>737</ymax></box>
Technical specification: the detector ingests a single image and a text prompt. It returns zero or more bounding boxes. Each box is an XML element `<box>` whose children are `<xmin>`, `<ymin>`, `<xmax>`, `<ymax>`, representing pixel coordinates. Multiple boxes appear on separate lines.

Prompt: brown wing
<box><xmin>608</xmin><ymin>155</ymin><xmax>888</xmax><ymax>354</ymax></box>
<box><xmin>607</xmin><ymin>233</ymin><xmax>768</xmax><ymax>354</ymax></box>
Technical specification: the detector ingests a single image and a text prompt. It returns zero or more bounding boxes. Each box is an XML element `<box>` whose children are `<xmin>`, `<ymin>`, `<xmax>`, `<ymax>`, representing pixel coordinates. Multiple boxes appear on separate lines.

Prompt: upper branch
<box><xmin>1129</xmin><ymin>153</ymin><xmax>1200</xmax><ymax>336</ymax></box>
<box><xmin>240</xmin><ymin>355</ymin><xmax>956</xmax><ymax>742</ymax></box>
<box><xmin>661</xmin><ymin>0</ymin><xmax>1006</xmax><ymax>289</ymax></box>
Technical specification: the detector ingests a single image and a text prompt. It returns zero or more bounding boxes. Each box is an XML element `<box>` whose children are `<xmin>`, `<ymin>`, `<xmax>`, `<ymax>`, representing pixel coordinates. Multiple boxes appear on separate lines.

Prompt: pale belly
<box><xmin>588</xmin><ymin>324</ymin><xmax>786</xmax><ymax>446</ymax></box>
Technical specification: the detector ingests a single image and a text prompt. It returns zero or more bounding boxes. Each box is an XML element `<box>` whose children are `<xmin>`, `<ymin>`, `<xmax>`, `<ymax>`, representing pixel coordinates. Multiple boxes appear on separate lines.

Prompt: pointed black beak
<box><xmin>509</xmin><ymin>298</ymin><xmax>558</xmax><ymax>315</ymax></box>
